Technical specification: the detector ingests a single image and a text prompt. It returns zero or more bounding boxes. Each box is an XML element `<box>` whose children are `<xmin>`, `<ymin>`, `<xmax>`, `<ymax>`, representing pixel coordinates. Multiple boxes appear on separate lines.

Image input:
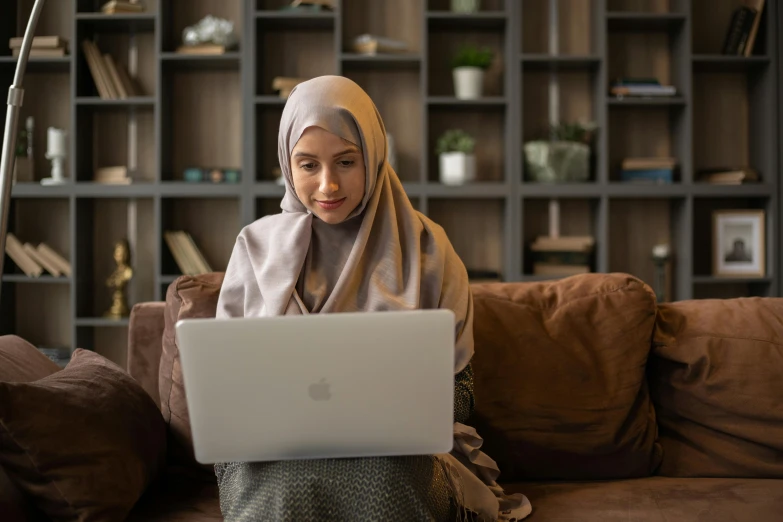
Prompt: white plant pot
<box><xmin>451</xmin><ymin>0</ymin><xmax>481</xmax><ymax>12</ymax></box>
<box><xmin>453</xmin><ymin>66</ymin><xmax>484</xmax><ymax>100</ymax></box>
<box><xmin>439</xmin><ymin>152</ymin><xmax>476</xmax><ymax>186</ymax></box>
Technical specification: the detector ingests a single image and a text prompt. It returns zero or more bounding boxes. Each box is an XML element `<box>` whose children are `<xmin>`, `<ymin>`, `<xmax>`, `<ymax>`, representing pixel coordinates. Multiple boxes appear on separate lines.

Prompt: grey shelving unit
<box><xmin>0</xmin><ymin>0</ymin><xmax>779</xmax><ymax>364</ymax></box>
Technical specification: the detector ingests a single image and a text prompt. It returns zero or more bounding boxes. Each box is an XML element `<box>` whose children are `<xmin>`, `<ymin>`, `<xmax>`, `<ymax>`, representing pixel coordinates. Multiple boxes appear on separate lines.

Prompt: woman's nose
<box><xmin>319</xmin><ymin>167</ymin><xmax>339</xmax><ymax>194</ymax></box>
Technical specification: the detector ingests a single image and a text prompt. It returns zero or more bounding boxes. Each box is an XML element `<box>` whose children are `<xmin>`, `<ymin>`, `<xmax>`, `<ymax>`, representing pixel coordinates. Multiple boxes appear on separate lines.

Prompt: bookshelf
<box><xmin>0</xmin><ymin>0</ymin><xmax>779</xmax><ymax>368</ymax></box>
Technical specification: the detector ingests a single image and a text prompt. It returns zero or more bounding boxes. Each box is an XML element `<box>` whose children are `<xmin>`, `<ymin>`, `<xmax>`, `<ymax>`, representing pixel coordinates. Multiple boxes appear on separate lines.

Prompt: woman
<box><xmin>215</xmin><ymin>75</ymin><xmax>531</xmax><ymax>521</ymax></box>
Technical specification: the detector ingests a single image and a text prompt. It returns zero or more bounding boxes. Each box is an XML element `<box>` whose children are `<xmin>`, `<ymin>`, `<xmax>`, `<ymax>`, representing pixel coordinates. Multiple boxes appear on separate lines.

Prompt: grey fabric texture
<box><xmin>215</xmin><ymin>364</ymin><xmax>476</xmax><ymax>521</ymax></box>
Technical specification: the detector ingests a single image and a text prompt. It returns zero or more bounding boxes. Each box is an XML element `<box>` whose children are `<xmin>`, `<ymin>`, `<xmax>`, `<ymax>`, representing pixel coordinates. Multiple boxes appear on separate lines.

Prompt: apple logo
<box><xmin>308</xmin><ymin>378</ymin><xmax>331</xmax><ymax>401</ymax></box>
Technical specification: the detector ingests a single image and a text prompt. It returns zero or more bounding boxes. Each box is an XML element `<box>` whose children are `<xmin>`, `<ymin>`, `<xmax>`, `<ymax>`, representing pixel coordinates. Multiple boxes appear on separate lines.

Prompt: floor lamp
<box><xmin>0</xmin><ymin>0</ymin><xmax>45</xmax><ymax>302</ymax></box>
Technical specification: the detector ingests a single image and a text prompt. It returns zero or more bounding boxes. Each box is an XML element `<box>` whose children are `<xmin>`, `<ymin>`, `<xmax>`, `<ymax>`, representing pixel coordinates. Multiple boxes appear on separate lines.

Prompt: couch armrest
<box><xmin>128</xmin><ymin>302</ymin><xmax>166</xmax><ymax>409</ymax></box>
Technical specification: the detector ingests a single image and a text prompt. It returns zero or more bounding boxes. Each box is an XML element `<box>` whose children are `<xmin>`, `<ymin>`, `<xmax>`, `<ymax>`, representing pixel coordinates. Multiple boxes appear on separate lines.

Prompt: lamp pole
<box><xmin>0</xmin><ymin>0</ymin><xmax>46</xmax><ymax>302</ymax></box>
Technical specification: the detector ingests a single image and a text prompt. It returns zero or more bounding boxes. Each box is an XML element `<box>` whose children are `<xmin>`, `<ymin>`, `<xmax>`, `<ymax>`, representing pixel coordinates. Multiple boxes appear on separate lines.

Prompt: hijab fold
<box><xmin>216</xmin><ymin>75</ymin><xmax>473</xmax><ymax>373</ymax></box>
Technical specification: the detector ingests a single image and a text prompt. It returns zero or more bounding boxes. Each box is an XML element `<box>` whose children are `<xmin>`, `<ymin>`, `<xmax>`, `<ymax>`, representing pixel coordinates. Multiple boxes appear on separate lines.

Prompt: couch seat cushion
<box><xmin>504</xmin><ymin>477</ymin><xmax>783</xmax><ymax>521</ymax></box>
<box><xmin>651</xmin><ymin>297</ymin><xmax>783</xmax><ymax>478</ymax></box>
<box><xmin>128</xmin><ymin>466</ymin><xmax>221</xmax><ymax>521</ymax></box>
<box><xmin>470</xmin><ymin>273</ymin><xmax>662</xmax><ymax>481</ymax></box>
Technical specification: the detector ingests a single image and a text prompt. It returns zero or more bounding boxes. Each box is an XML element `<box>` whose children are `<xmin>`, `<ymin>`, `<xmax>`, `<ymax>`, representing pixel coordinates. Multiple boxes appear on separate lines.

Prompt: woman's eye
<box><xmin>338</xmin><ymin>160</ymin><xmax>354</xmax><ymax>167</ymax></box>
<box><xmin>300</xmin><ymin>163</ymin><xmax>316</xmax><ymax>171</ymax></box>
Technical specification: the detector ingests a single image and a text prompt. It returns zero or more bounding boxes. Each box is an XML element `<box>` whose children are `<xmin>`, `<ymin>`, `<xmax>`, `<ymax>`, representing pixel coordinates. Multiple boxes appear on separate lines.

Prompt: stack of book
<box><xmin>4</xmin><ymin>233</ymin><xmax>71</xmax><ymax>278</ymax></box>
<box><xmin>610</xmin><ymin>78</ymin><xmax>677</xmax><ymax>99</ymax></box>
<box><xmin>94</xmin><ymin>166</ymin><xmax>132</xmax><ymax>184</ymax></box>
<box><xmin>9</xmin><ymin>35</ymin><xmax>68</xmax><ymax>58</ymax></box>
<box><xmin>722</xmin><ymin>0</ymin><xmax>764</xmax><ymax>56</ymax></box>
<box><xmin>81</xmin><ymin>39</ymin><xmax>141</xmax><ymax>100</ymax></box>
<box><xmin>164</xmin><ymin>231</ymin><xmax>213</xmax><ymax>276</ymax></box>
<box><xmin>101</xmin><ymin>0</ymin><xmax>145</xmax><ymax>14</ymax></box>
<box><xmin>697</xmin><ymin>167</ymin><xmax>759</xmax><ymax>185</ymax></box>
<box><xmin>175</xmin><ymin>43</ymin><xmax>235</xmax><ymax>55</ymax></box>
<box><xmin>620</xmin><ymin>157</ymin><xmax>677</xmax><ymax>184</ymax></box>
<box><xmin>530</xmin><ymin>235</ymin><xmax>594</xmax><ymax>277</ymax></box>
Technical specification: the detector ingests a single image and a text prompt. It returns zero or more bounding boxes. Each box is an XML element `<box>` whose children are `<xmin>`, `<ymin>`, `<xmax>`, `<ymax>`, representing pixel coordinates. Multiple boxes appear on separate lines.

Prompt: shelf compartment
<box><xmin>521</xmin><ymin>54</ymin><xmax>601</xmax><ymax>70</ymax></box>
<box><xmin>522</xmin><ymin>0</ymin><xmax>597</xmax><ymax>56</ymax></box>
<box><xmin>255</xmin><ymin>104</ymin><xmax>285</xmax><ymax>182</ymax></box>
<box><xmin>428</xmin><ymin>106</ymin><xmax>506</xmax><ymax>183</ymax></box>
<box><xmin>74</xmin><ymin>197</ymin><xmax>155</xmax><ymax>320</ymax></box>
<box><xmin>160</xmin><ymin>197</ymin><xmax>241</xmax><ymax>276</ymax></box>
<box><xmin>428</xmin><ymin>198</ymin><xmax>506</xmax><ymax>280</ymax></box>
<box><xmin>0</xmin><ymin>56</ymin><xmax>71</xmax><ymax>73</ymax></box>
<box><xmin>3</xmin><ymin>283</ymin><xmax>71</xmax><ymax>349</ymax></box>
<box><xmin>607</xmin><ymin>96</ymin><xmax>686</xmax><ymax>106</ymax></box>
<box><xmin>4</xmin><ymin>198</ymin><xmax>71</xmax><ymax>278</ymax></box>
<box><xmin>426</xmin><ymin>12</ymin><xmax>507</xmax><ymax>30</ymax></box>
<box><xmin>427</xmin><ymin>96</ymin><xmax>506</xmax><ymax>107</ymax></box>
<box><xmin>344</xmin><ymin>67</ymin><xmax>422</xmax><ymax>182</ymax></box>
<box><xmin>606</xmin><ymin>12</ymin><xmax>686</xmax><ymax>31</ymax></box>
<box><xmin>691</xmin><ymin>0</ymin><xmax>768</xmax><ymax>57</ymax></box>
<box><xmin>161</xmin><ymin>67</ymin><xmax>241</xmax><ymax>182</ymax></box>
<box><xmin>161</xmin><ymin>1</ymin><xmax>240</xmax><ymax>54</ymax></box>
<box><xmin>609</xmin><ymin>197</ymin><xmax>688</xmax><ymax>300</ymax></box>
<box><xmin>523</xmin><ymin>68</ymin><xmax>598</xmax><ymax>182</ymax></box>
<box><xmin>692</xmin><ymin>196</ymin><xmax>771</xmax><ymax>280</ymax></box>
<box><xmin>74</xmin><ymin>13</ymin><xmax>156</xmax><ymax>32</ymax></box>
<box><xmin>343</xmin><ymin>0</ymin><xmax>421</xmax><ymax>57</ymax></box>
<box><xmin>256</xmin><ymin>197</ymin><xmax>282</xmax><ymax>220</ymax></box>
<box><xmin>75</xmin><ymin>325</ymin><xmax>129</xmax><ymax>370</ymax></box>
<box><xmin>692</xmin><ymin>280</ymin><xmax>774</xmax><ymax>299</ymax></box>
<box><xmin>255</xmin><ymin>20</ymin><xmax>335</xmax><ymax>97</ymax></box>
<box><xmin>692</xmin><ymin>55</ymin><xmax>771</xmax><ymax>72</ymax></box>
<box><xmin>428</xmin><ymin>23</ymin><xmax>505</xmax><ymax>97</ymax></box>
<box><xmin>522</xmin><ymin>198</ymin><xmax>600</xmax><ymax>277</ymax></box>
<box><xmin>74</xmin><ymin>103</ymin><xmax>156</xmax><ymax>182</ymax></box>
<box><xmin>255</xmin><ymin>11</ymin><xmax>335</xmax><ymax>30</ymax></box>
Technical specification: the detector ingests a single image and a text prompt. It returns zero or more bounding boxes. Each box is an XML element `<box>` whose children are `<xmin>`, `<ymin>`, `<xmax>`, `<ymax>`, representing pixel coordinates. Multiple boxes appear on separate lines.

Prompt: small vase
<box><xmin>453</xmin><ymin>66</ymin><xmax>484</xmax><ymax>99</ymax></box>
<box><xmin>451</xmin><ymin>0</ymin><xmax>481</xmax><ymax>13</ymax></box>
<box><xmin>439</xmin><ymin>152</ymin><xmax>476</xmax><ymax>185</ymax></box>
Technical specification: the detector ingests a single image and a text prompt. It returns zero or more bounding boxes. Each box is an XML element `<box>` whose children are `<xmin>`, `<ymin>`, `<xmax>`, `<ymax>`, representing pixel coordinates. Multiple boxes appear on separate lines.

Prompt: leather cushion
<box><xmin>470</xmin><ymin>273</ymin><xmax>663</xmax><ymax>481</ymax></box>
<box><xmin>0</xmin><ymin>349</ymin><xmax>167</xmax><ymax>521</ymax></box>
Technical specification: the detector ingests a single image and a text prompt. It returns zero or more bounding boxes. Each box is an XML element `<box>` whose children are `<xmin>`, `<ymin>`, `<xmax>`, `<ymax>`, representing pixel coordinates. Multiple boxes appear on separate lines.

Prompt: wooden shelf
<box><xmin>75</xmin><ymin>12</ymin><xmax>156</xmax><ymax>31</ymax></box>
<box><xmin>426</xmin><ymin>12</ymin><xmax>507</xmax><ymax>29</ymax></box>
<box><xmin>1</xmin><ymin>275</ymin><xmax>71</xmax><ymax>284</ymax></box>
<box><xmin>607</xmin><ymin>96</ymin><xmax>687</xmax><ymax>106</ymax></box>
<box><xmin>161</xmin><ymin>52</ymin><xmax>241</xmax><ymax>70</ymax></box>
<box><xmin>521</xmin><ymin>54</ymin><xmax>601</xmax><ymax>70</ymax></box>
<box><xmin>606</xmin><ymin>12</ymin><xmax>686</xmax><ymax>31</ymax></box>
<box><xmin>255</xmin><ymin>10</ymin><xmax>335</xmax><ymax>29</ymax></box>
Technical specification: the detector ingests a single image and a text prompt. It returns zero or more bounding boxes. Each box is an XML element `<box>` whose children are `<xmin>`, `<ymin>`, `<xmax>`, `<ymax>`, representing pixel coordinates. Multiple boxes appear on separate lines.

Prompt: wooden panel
<box><xmin>171</xmin><ymin>70</ymin><xmax>242</xmax><ymax>178</ymax></box>
<box><xmin>522</xmin><ymin>0</ymin><xmax>594</xmax><ymax>55</ymax></box>
<box><xmin>17</xmin><ymin>0</ymin><xmax>73</xmax><ymax>40</ymax></box>
<box><xmin>94</xmin><ymin>327</ymin><xmax>128</xmax><ymax>370</ymax></box>
<box><xmin>428</xmin><ymin>29</ymin><xmax>504</xmax><ymax>96</ymax></box>
<box><xmin>18</xmin><ymin>73</ymin><xmax>70</xmax><ymax>182</ymax></box>
<box><xmin>693</xmin><ymin>73</ymin><xmax>749</xmax><ymax>173</ymax></box>
<box><xmin>14</xmin><ymin>199</ymin><xmax>70</xmax><ymax>260</ymax></box>
<box><xmin>92</xmin><ymin>108</ymin><xmax>155</xmax><ymax>181</ymax></box>
<box><xmin>429</xmin><ymin>199</ymin><xmax>504</xmax><ymax>274</ymax></box>
<box><xmin>609</xmin><ymin>199</ymin><xmax>671</xmax><ymax>288</ymax></box>
<box><xmin>428</xmin><ymin>109</ymin><xmax>504</xmax><ymax>182</ymax></box>
<box><xmin>259</xmin><ymin>30</ymin><xmax>335</xmax><ymax>95</ymax></box>
<box><xmin>169</xmin><ymin>0</ymin><xmax>242</xmax><ymax>52</ymax></box>
<box><xmin>692</xmin><ymin>0</ymin><xmax>741</xmax><ymax>54</ymax></box>
<box><xmin>164</xmin><ymin>198</ymin><xmax>241</xmax><ymax>272</ymax></box>
<box><xmin>130</xmin><ymin>199</ymin><xmax>155</xmax><ymax>305</ymax></box>
<box><xmin>608</xmin><ymin>32</ymin><xmax>672</xmax><ymax>85</ymax></box>
<box><xmin>607</xmin><ymin>0</ymin><xmax>670</xmax><ymax>12</ymax></box>
<box><xmin>16</xmin><ymin>285</ymin><xmax>70</xmax><ymax>347</ymax></box>
<box><xmin>608</xmin><ymin>107</ymin><xmax>672</xmax><ymax>180</ymax></box>
<box><xmin>256</xmin><ymin>106</ymin><xmax>284</xmax><ymax>181</ymax></box>
<box><xmin>523</xmin><ymin>71</ymin><xmax>594</xmax><ymax>143</ymax></box>
<box><xmin>344</xmin><ymin>69</ymin><xmax>421</xmax><ymax>181</ymax></box>
<box><xmin>343</xmin><ymin>0</ymin><xmax>422</xmax><ymax>52</ymax></box>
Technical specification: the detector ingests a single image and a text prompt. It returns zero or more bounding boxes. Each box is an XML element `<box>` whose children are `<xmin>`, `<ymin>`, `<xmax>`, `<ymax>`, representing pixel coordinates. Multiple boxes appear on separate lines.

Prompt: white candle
<box><xmin>46</xmin><ymin>127</ymin><xmax>66</xmax><ymax>157</ymax></box>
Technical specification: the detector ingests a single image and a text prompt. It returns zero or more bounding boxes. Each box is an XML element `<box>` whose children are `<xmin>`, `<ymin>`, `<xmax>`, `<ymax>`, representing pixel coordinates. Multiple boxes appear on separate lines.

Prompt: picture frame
<box><xmin>712</xmin><ymin>210</ymin><xmax>765</xmax><ymax>277</ymax></box>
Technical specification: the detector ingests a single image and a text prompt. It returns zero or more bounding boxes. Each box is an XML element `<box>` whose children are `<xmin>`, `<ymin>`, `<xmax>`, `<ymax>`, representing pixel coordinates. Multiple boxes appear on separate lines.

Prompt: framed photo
<box><xmin>712</xmin><ymin>210</ymin><xmax>765</xmax><ymax>277</ymax></box>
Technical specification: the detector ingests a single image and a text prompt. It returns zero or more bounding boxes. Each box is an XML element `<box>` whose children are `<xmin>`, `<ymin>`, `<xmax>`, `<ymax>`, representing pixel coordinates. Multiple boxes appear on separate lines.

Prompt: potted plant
<box><xmin>451</xmin><ymin>0</ymin><xmax>481</xmax><ymax>13</ymax></box>
<box><xmin>523</xmin><ymin>120</ymin><xmax>597</xmax><ymax>183</ymax></box>
<box><xmin>451</xmin><ymin>45</ymin><xmax>493</xmax><ymax>99</ymax></box>
<box><xmin>436</xmin><ymin>129</ymin><xmax>476</xmax><ymax>185</ymax></box>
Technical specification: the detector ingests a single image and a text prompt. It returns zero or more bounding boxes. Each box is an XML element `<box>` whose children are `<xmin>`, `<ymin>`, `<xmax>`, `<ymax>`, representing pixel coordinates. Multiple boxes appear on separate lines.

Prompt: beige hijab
<box><xmin>216</xmin><ymin>75</ymin><xmax>474</xmax><ymax>373</ymax></box>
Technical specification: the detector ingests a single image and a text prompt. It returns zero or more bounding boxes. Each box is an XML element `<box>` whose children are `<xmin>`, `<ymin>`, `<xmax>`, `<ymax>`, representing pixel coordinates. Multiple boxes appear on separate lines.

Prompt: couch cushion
<box><xmin>0</xmin><ymin>349</ymin><xmax>167</xmax><ymax>521</ymax></box>
<box><xmin>128</xmin><ymin>302</ymin><xmax>166</xmax><ymax>408</ymax></box>
<box><xmin>650</xmin><ymin>297</ymin><xmax>783</xmax><ymax>478</ymax></box>
<box><xmin>128</xmin><ymin>465</ymin><xmax>221</xmax><ymax>521</ymax></box>
<box><xmin>160</xmin><ymin>273</ymin><xmax>224</xmax><ymax>470</ymax></box>
<box><xmin>503</xmin><ymin>477</ymin><xmax>783</xmax><ymax>521</ymax></box>
<box><xmin>469</xmin><ymin>273</ymin><xmax>662</xmax><ymax>481</ymax></box>
<box><xmin>0</xmin><ymin>335</ymin><xmax>58</xmax><ymax>522</ymax></box>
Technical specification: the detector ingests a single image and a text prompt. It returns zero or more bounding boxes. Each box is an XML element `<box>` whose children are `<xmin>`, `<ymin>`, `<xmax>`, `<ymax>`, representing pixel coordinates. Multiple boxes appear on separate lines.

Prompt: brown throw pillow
<box><xmin>651</xmin><ymin>298</ymin><xmax>783</xmax><ymax>478</ymax></box>
<box><xmin>0</xmin><ymin>335</ymin><xmax>58</xmax><ymax>522</ymax></box>
<box><xmin>470</xmin><ymin>273</ymin><xmax>663</xmax><ymax>481</ymax></box>
<box><xmin>159</xmin><ymin>273</ymin><xmax>224</xmax><ymax>470</ymax></box>
<box><xmin>0</xmin><ymin>348</ymin><xmax>167</xmax><ymax>521</ymax></box>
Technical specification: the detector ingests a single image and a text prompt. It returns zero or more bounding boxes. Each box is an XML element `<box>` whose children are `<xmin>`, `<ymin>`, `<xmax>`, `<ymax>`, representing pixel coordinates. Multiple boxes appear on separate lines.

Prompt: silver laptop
<box><xmin>174</xmin><ymin>309</ymin><xmax>456</xmax><ymax>464</ymax></box>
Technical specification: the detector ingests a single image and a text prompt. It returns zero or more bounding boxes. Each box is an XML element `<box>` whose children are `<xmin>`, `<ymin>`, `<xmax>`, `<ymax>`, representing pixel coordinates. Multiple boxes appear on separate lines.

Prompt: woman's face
<box><xmin>290</xmin><ymin>126</ymin><xmax>366</xmax><ymax>225</ymax></box>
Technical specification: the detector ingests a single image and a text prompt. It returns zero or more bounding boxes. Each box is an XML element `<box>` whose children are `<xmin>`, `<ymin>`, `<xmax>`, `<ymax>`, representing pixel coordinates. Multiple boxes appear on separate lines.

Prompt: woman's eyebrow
<box><xmin>334</xmin><ymin>147</ymin><xmax>360</xmax><ymax>157</ymax></box>
<box><xmin>293</xmin><ymin>151</ymin><xmax>318</xmax><ymax>158</ymax></box>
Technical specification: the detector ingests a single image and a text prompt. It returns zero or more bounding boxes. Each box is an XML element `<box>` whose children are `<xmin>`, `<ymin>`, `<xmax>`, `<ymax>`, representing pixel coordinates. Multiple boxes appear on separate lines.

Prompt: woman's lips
<box><xmin>316</xmin><ymin>198</ymin><xmax>346</xmax><ymax>210</ymax></box>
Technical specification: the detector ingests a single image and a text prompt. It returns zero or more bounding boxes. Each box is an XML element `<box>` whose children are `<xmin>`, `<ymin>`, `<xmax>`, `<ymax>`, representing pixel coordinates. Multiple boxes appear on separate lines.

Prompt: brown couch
<box><xmin>2</xmin><ymin>272</ymin><xmax>782</xmax><ymax>521</ymax></box>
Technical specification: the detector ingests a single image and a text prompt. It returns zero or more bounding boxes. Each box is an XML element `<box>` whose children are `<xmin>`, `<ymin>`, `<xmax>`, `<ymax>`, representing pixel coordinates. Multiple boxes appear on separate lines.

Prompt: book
<box><xmin>176</xmin><ymin>44</ymin><xmax>232</xmax><ymax>55</ymax></box>
<box><xmin>164</xmin><ymin>231</ymin><xmax>212</xmax><ymax>276</ymax></box>
<box><xmin>742</xmin><ymin>0</ymin><xmax>765</xmax><ymax>57</ymax></box>
<box><xmin>4</xmin><ymin>233</ymin><xmax>43</xmax><ymax>277</ymax></box>
<box><xmin>697</xmin><ymin>167</ymin><xmax>759</xmax><ymax>184</ymax></box>
<box><xmin>23</xmin><ymin>243</ymin><xmax>62</xmax><ymax>277</ymax></box>
<box><xmin>94</xmin><ymin>166</ymin><xmax>131</xmax><ymax>184</ymax></box>
<box><xmin>722</xmin><ymin>6</ymin><xmax>757</xmax><ymax>55</ymax></box>
<box><xmin>9</xmin><ymin>35</ymin><xmax>68</xmax><ymax>50</ymax></box>
<box><xmin>622</xmin><ymin>157</ymin><xmax>678</xmax><ymax>170</ymax></box>
<box><xmin>620</xmin><ymin>168</ymin><xmax>674</xmax><ymax>184</ymax></box>
<box><xmin>101</xmin><ymin>1</ymin><xmax>145</xmax><ymax>14</ymax></box>
<box><xmin>36</xmin><ymin>243</ymin><xmax>71</xmax><ymax>277</ymax></box>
